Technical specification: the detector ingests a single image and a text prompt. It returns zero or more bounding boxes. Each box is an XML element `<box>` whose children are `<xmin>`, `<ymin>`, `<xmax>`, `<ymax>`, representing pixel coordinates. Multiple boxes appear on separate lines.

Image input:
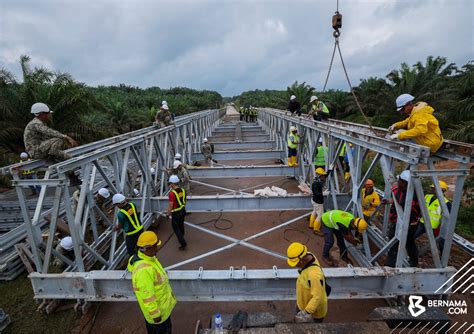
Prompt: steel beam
<box><xmin>209</xmin><ymin>141</ymin><xmax>275</xmax><ymax>150</ymax></box>
<box><xmin>188</xmin><ymin>165</ymin><xmax>299</xmax><ymax>178</ymax></box>
<box><xmin>29</xmin><ymin>266</ymin><xmax>456</xmax><ymax>301</ymax></box>
<box><xmin>191</xmin><ymin>150</ymin><xmax>283</xmax><ymax>161</ymax></box>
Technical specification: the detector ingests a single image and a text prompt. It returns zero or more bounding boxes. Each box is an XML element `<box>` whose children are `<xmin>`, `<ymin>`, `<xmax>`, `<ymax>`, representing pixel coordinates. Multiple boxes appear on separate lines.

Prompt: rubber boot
<box><xmin>309</xmin><ymin>214</ymin><xmax>315</xmax><ymax>229</ymax></box>
<box><xmin>344</xmin><ymin>171</ymin><xmax>351</xmax><ymax>181</ymax></box>
<box><xmin>313</xmin><ymin>219</ymin><xmax>324</xmax><ymax>236</ymax></box>
<box><xmin>293</xmin><ymin>156</ymin><xmax>299</xmax><ymax>166</ymax></box>
<box><xmin>288</xmin><ymin>156</ymin><xmax>294</xmax><ymax>167</ymax></box>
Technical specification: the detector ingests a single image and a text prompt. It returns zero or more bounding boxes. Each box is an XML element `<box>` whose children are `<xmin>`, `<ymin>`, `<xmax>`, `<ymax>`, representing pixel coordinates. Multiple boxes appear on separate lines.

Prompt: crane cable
<box><xmin>321</xmin><ymin>0</ymin><xmax>378</xmax><ymax>136</ymax></box>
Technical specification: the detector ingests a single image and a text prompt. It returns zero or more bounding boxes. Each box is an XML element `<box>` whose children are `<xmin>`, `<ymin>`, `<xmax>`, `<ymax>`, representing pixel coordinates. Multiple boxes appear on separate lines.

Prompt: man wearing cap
<box><xmin>112</xmin><ymin>193</ymin><xmax>144</xmax><ymax>256</ymax></box>
<box><xmin>287</xmin><ymin>242</ymin><xmax>328</xmax><ymax>323</ymax></box>
<box><xmin>361</xmin><ymin>179</ymin><xmax>381</xmax><ymax>222</ymax></box>
<box><xmin>307</xmin><ymin>96</ymin><xmax>330</xmax><ymax>122</ymax></box>
<box><xmin>167</xmin><ymin>175</ymin><xmax>187</xmax><ymax>250</ymax></box>
<box><xmin>320</xmin><ymin>210</ymin><xmax>368</xmax><ymax>266</ymax></box>
<box><xmin>287</xmin><ymin>126</ymin><xmax>301</xmax><ymax>167</ymax></box>
<box><xmin>388</xmin><ymin>94</ymin><xmax>443</xmax><ymax>153</ymax></box>
<box><xmin>414</xmin><ymin>180</ymin><xmax>451</xmax><ymax>254</ymax></box>
<box><xmin>310</xmin><ymin>168</ymin><xmax>330</xmax><ymax>235</ymax></box>
<box><xmin>24</xmin><ymin>102</ymin><xmax>78</xmax><ymax>161</ymax></box>
<box><xmin>155</xmin><ymin>104</ymin><xmax>173</xmax><ymax>128</ymax></box>
<box><xmin>128</xmin><ymin>231</ymin><xmax>176</xmax><ymax>333</ymax></box>
<box><xmin>287</xmin><ymin>95</ymin><xmax>302</xmax><ymax>117</ymax></box>
<box><xmin>53</xmin><ymin>236</ymin><xmax>75</xmax><ymax>269</ymax></box>
<box><xmin>19</xmin><ymin>152</ymin><xmax>41</xmax><ymax>195</ymax></box>
<box><xmin>384</xmin><ymin>170</ymin><xmax>421</xmax><ymax>267</ymax></box>
<box><xmin>201</xmin><ymin>138</ymin><xmax>216</xmax><ymax>167</ymax></box>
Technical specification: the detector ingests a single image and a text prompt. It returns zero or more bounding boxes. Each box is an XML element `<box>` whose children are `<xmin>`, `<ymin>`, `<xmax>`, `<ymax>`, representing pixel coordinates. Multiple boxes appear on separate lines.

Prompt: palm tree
<box><xmin>287</xmin><ymin>81</ymin><xmax>316</xmax><ymax>110</ymax></box>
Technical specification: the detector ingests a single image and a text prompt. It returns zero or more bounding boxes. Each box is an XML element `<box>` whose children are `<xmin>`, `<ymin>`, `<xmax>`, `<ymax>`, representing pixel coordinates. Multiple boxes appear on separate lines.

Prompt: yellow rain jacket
<box><xmin>392</xmin><ymin>102</ymin><xmax>443</xmax><ymax>152</ymax></box>
<box><xmin>362</xmin><ymin>188</ymin><xmax>381</xmax><ymax>218</ymax></box>
<box><xmin>296</xmin><ymin>253</ymin><xmax>328</xmax><ymax>319</ymax></box>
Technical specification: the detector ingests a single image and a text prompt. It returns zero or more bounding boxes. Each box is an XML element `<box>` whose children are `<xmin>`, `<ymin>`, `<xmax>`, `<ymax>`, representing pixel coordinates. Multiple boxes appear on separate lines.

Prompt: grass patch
<box><xmin>456</xmin><ymin>204</ymin><xmax>474</xmax><ymax>239</ymax></box>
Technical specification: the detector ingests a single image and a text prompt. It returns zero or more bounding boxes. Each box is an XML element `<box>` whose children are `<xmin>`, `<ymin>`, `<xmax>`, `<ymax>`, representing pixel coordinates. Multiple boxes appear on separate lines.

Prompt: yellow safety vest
<box><xmin>171</xmin><ymin>188</ymin><xmax>186</xmax><ymax>212</ymax></box>
<box><xmin>420</xmin><ymin>194</ymin><xmax>450</xmax><ymax>229</ymax></box>
<box><xmin>19</xmin><ymin>159</ymin><xmax>34</xmax><ymax>175</ymax></box>
<box><xmin>119</xmin><ymin>202</ymin><xmax>143</xmax><ymax>235</ymax></box>
<box><xmin>288</xmin><ymin>133</ymin><xmax>299</xmax><ymax>149</ymax></box>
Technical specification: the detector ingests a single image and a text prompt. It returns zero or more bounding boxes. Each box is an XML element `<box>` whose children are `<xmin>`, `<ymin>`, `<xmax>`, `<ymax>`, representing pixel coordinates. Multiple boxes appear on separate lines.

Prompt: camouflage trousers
<box><xmin>31</xmin><ymin>138</ymin><xmax>71</xmax><ymax>161</ymax></box>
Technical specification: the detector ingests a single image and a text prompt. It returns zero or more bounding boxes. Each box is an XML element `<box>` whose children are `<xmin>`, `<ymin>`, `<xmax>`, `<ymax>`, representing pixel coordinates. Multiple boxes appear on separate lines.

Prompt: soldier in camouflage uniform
<box><xmin>24</xmin><ymin>103</ymin><xmax>78</xmax><ymax>161</ymax></box>
<box><xmin>175</xmin><ymin>161</ymin><xmax>190</xmax><ymax>194</ymax></box>
<box><xmin>155</xmin><ymin>104</ymin><xmax>173</xmax><ymax>128</ymax></box>
<box><xmin>200</xmin><ymin>138</ymin><xmax>215</xmax><ymax>167</ymax></box>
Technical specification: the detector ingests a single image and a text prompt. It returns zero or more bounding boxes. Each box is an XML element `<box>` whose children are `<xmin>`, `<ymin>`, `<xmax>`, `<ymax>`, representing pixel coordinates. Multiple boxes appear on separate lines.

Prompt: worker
<box><xmin>287</xmin><ymin>242</ymin><xmax>328</xmax><ymax>323</ymax></box>
<box><xmin>361</xmin><ymin>179</ymin><xmax>381</xmax><ymax>222</ymax></box>
<box><xmin>414</xmin><ymin>180</ymin><xmax>451</xmax><ymax>254</ymax></box>
<box><xmin>19</xmin><ymin>152</ymin><xmax>41</xmax><ymax>196</ymax></box>
<box><xmin>167</xmin><ymin>175</ymin><xmax>187</xmax><ymax>250</ymax></box>
<box><xmin>174</xmin><ymin>160</ymin><xmax>191</xmax><ymax>194</ymax></box>
<box><xmin>24</xmin><ymin>103</ymin><xmax>81</xmax><ymax>185</ymax></box>
<box><xmin>239</xmin><ymin>106</ymin><xmax>244</xmax><ymax>121</ymax></box>
<box><xmin>174</xmin><ymin>153</ymin><xmax>182</xmax><ymax>162</ymax></box>
<box><xmin>310</xmin><ymin>168</ymin><xmax>330</xmax><ymax>236</ymax></box>
<box><xmin>94</xmin><ymin>188</ymin><xmax>111</xmax><ymax>226</ymax></box>
<box><xmin>128</xmin><ymin>231</ymin><xmax>176</xmax><ymax>333</ymax></box>
<box><xmin>287</xmin><ymin>95</ymin><xmax>302</xmax><ymax>117</ymax></box>
<box><xmin>320</xmin><ymin>210</ymin><xmax>368</xmax><ymax>267</ymax></box>
<box><xmin>307</xmin><ymin>96</ymin><xmax>330</xmax><ymax>122</ymax></box>
<box><xmin>313</xmin><ymin>138</ymin><xmax>328</xmax><ymax>170</ymax></box>
<box><xmin>201</xmin><ymin>138</ymin><xmax>217</xmax><ymax>167</ymax></box>
<box><xmin>155</xmin><ymin>104</ymin><xmax>173</xmax><ymax>128</ymax></box>
<box><xmin>112</xmin><ymin>193</ymin><xmax>144</xmax><ymax>256</ymax></box>
<box><xmin>53</xmin><ymin>236</ymin><xmax>75</xmax><ymax>269</ymax></box>
<box><xmin>287</xmin><ymin>126</ymin><xmax>301</xmax><ymax>167</ymax></box>
<box><xmin>388</xmin><ymin>94</ymin><xmax>443</xmax><ymax>153</ymax></box>
<box><xmin>384</xmin><ymin>170</ymin><xmax>420</xmax><ymax>267</ymax></box>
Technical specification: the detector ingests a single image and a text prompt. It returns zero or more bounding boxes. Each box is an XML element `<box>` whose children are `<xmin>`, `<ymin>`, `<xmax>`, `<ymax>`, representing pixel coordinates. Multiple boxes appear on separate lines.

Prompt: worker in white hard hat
<box><xmin>167</xmin><ymin>175</ymin><xmax>187</xmax><ymax>250</ymax></box>
<box><xmin>18</xmin><ymin>152</ymin><xmax>41</xmax><ymax>195</ymax></box>
<box><xmin>307</xmin><ymin>95</ymin><xmax>330</xmax><ymax>122</ymax></box>
<box><xmin>155</xmin><ymin>104</ymin><xmax>173</xmax><ymax>128</ymax></box>
<box><xmin>201</xmin><ymin>138</ymin><xmax>217</xmax><ymax>167</ymax></box>
<box><xmin>53</xmin><ymin>236</ymin><xmax>75</xmax><ymax>269</ymax></box>
<box><xmin>287</xmin><ymin>95</ymin><xmax>302</xmax><ymax>117</ymax></box>
<box><xmin>174</xmin><ymin>153</ymin><xmax>182</xmax><ymax>161</ymax></box>
<box><xmin>388</xmin><ymin>94</ymin><xmax>443</xmax><ymax>153</ymax></box>
<box><xmin>112</xmin><ymin>193</ymin><xmax>144</xmax><ymax>255</ymax></box>
<box><xmin>94</xmin><ymin>188</ymin><xmax>111</xmax><ymax>226</ymax></box>
<box><xmin>384</xmin><ymin>170</ymin><xmax>420</xmax><ymax>267</ymax></box>
<box><xmin>287</xmin><ymin>126</ymin><xmax>301</xmax><ymax>167</ymax></box>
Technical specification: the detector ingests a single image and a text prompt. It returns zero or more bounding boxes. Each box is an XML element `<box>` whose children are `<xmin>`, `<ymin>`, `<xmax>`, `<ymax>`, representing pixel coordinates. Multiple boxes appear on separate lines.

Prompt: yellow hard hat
<box><xmin>287</xmin><ymin>242</ymin><xmax>307</xmax><ymax>267</ymax></box>
<box><xmin>137</xmin><ymin>231</ymin><xmax>162</xmax><ymax>248</ymax></box>
<box><xmin>431</xmin><ymin>180</ymin><xmax>448</xmax><ymax>191</ymax></box>
<box><xmin>315</xmin><ymin>168</ymin><xmax>328</xmax><ymax>176</ymax></box>
<box><xmin>354</xmin><ymin>218</ymin><xmax>368</xmax><ymax>233</ymax></box>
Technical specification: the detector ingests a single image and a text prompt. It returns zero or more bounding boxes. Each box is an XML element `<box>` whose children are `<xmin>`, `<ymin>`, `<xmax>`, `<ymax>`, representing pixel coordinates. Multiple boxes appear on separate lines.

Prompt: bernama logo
<box><xmin>408</xmin><ymin>295</ymin><xmax>468</xmax><ymax>317</ymax></box>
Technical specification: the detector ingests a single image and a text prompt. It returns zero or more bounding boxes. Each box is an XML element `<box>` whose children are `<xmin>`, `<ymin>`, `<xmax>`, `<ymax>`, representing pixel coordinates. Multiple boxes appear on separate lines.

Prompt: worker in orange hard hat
<box><xmin>361</xmin><ymin>179</ymin><xmax>381</xmax><ymax>221</ymax></box>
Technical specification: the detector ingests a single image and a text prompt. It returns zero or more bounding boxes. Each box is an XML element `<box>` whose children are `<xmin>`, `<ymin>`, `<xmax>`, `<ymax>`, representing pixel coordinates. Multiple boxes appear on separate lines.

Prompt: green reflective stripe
<box><xmin>119</xmin><ymin>202</ymin><xmax>143</xmax><ymax>235</ymax></box>
<box><xmin>288</xmin><ymin>134</ymin><xmax>299</xmax><ymax>149</ymax></box>
<box><xmin>420</xmin><ymin>194</ymin><xmax>449</xmax><ymax>229</ymax></box>
<box><xmin>171</xmin><ymin>189</ymin><xmax>186</xmax><ymax>212</ymax></box>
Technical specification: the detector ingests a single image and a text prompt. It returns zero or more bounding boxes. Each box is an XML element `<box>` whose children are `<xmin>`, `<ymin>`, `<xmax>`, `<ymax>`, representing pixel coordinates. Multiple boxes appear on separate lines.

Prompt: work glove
<box><xmin>323</xmin><ymin>190</ymin><xmax>330</xmax><ymax>196</ymax></box>
<box><xmin>295</xmin><ymin>310</ymin><xmax>313</xmax><ymax>323</ymax></box>
<box><xmin>390</xmin><ymin>133</ymin><xmax>399</xmax><ymax>140</ymax></box>
<box><xmin>388</xmin><ymin>124</ymin><xmax>396</xmax><ymax>133</ymax></box>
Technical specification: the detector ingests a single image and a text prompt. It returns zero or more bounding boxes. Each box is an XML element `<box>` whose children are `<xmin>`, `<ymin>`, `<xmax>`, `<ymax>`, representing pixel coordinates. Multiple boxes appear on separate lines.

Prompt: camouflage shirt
<box><xmin>155</xmin><ymin>110</ymin><xmax>173</xmax><ymax>126</ymax></box>
<box><xmin>177</xmin><ymin>166</ymin><xmax>190</xmax><ymax>185</ymax></box>
<box><xmin>24</xmin><ymin>118</ymin><xmax>67</xmax><ymax>154</ymax></box>
<box><xmin>201</xmin><ymin>143</ymin><xmax>212</xmax><ymax>158</ymax></box>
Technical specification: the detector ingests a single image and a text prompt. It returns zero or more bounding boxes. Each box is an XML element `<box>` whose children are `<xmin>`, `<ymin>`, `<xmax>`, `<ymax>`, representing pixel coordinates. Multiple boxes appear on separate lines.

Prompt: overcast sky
<box><xmin>1</xmin><ymin>0</ymin><xmax>472</xmax><ymax>96</ymax></box>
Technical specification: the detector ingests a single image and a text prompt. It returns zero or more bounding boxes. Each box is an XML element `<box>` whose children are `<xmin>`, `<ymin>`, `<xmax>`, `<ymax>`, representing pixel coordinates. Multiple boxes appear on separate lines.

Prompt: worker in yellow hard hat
<box><xmin>287</xmin><ymin>242</ymin><xmax>328</xmax><ymax>323</ymax></box>
<box><xmin>414</xmin><ymin>180</ymin><xmax>451</xmax><ymax>254</ymax></box>
<box><xmin>310</xmin><ymin>168</ymin><xmax>330</xmax><ymax>236</ymax></box>
<box><xmin>320</xmin><ymin>210</ymin><xmax>368</xmax><ymax>267</ymax></box>
<box><xmin>361</xmin><ymin>179</ymin><xmax>381</xmax><ymax>221</ymax></box>
<box><xmin>128</xmin><ymin>231</ymin><xmax>176</xmax><ymax>333</ymax></box>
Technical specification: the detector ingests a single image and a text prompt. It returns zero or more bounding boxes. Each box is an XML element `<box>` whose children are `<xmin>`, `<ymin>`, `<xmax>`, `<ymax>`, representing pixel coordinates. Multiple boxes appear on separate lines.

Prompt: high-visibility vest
<box><xmin>321</xmin><ymin>210</ymin><xmax>354</xmax><ymax>230</ymax></box>
<box><xmin>19</xmin><ymin>159</ymin><xmax>34</xmax><ymax>175</ymax></box>
<box><xmin>339</xmin><ymin>143</ymin><xmax>346</xmax><ymax>157</ymax></box>
<box><xmin>288</xmin><ymin>133</ymin><xmax>299</xmax><ymax>149</ymax></box>
<box><xmin>171</xmin><ymin>188</ymin><xmax>186</xmax><ymax>212</ymax></box>
<box><xmin>314</xmin><ymin>146</ymin><xmax>327</xmax><ymax>166</ymax></box>
<box><xmin>420</xmin><ymin>194</ymin><xmax>450</xmax><ymax>229</ymax></box>
<box><xmin>119</xmin><ymin>202</ymin><xmax>143</xmax><ymax>235</ymax></box>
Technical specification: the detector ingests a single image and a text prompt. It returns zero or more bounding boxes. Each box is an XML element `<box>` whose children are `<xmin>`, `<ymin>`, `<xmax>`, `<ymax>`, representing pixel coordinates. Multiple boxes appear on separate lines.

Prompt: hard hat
<box><xmin>133</xmin><ymin>188</ymin><xmax>140</xmax><ymax>196</ymax></box>
<box><xmin>310</xmin><ymin>95</ymin><xmax>318</xmax><ymax>103</ymax></box>
<box><xmin>289</xmin><ymin>126</ymin><xmax>297</xmax><ymax>132</ymax></box>
<box><xmin>365</xmin><ymin>179</ymin><xmax>374</xmax><ymax>187</ymax></box>
<box><xmin>399</xmin><ymin>170</ymin><xmax>410</xmax><ymax>182</ymax></box>
<box><xmin>162</xmin><ymin>100</ymin><xmax>167</xmax><ymax>105</ymax></box>
<box><xmin>31</xmin><ymin>102</ymin><xmax>53</xmax><ymax>114</ymax></box>
<box><xmin>98</xmin><ymin>188</ymin><xmax>110</xmax><ymax>198</ymax></box>
<box><xmin>203</xmin><ymin>138</ymin><xmax>208</xmax><ymax>143</ymax></box>
<box><xmin>318</xmin><ymin>137</ymin><xmax>323</xmax><ymax>144</ymax></box>
<box><xmin>169</xmin><ymin>175</ymin><xmax>179</xmax><ymax>183</ymax></box>
<box><xmin>354</xmin><ymin>218</ymin><xmax>368</xmax><ymax>233</ymax></box>
<box><xmin>174</xmin><ymin>153</ymin><xmax>182</xmax><ymax>160</ymax></box>
<box><xmin>60</xmin><ymin>236</ymin><xmax>74</xmax><ymax>251</ymax></box>
<box><xmin>287</xmin><ymin>242</ymin><xmax>307</xmax><ymax>267</ymax></box>
<box><xmin>161</xmin><ymin>104</ymin><xmax>169</xmax><ymax>110</ymax></box>
<box><xmin>173</xmin><ymin>160</ymin><xmax>181</xmax><ymax>169</ymax></box>
<box><xmin>112</xmin><ymin>193</ymin><xmax>126</xmax><ymax>205</ymax></box>
<box><xmin>290</xmin><ymin>95</ymin><xmax>296</xmax><ymax>100</ymax></box>
<box><xmin>150</xmin><ymin>167</ymin><xmax>156</xmax><ymax>174</ymax></box>
<box><xmin>315</xmin><ymin>168</ymin><xmax>327</xmax><ymax>176</ymax></box>
<box><xmin>137</xmin><ymin>231</ymin><xmax>162</xmax><ymax>248</ymax></box>
<box><xmin>20</xmin><ymin>152</ymin><xmax>28</xmax><ymax>159</ymax></box>
<box><xmin>395</xmin><ymin>94</ymin><xmax>415</xmax><ymax>111</ymax></box>
<box><xmin>431</xmin><ymin>180</ymin><xmax>448</xmax><ymax>191</ymax></box>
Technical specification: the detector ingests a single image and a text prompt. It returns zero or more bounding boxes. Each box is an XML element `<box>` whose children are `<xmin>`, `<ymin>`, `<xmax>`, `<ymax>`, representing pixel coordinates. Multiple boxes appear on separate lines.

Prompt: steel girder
<box><xmin>187</xmin><ymin>165</ymin><xmax>300</xmax><ymax>178</ymax></box>
<box><xmin>191</xmin><ymin>150</ymin><xmax>284</xmax><ymax>161</ymax></box>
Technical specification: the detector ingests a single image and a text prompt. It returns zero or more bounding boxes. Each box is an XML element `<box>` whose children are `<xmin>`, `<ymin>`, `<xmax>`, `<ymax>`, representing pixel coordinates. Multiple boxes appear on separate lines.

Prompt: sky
<box><xmin>0</xmin><ymin>0</ymin><xmax>472</xmax><ymax>97</ymax></box>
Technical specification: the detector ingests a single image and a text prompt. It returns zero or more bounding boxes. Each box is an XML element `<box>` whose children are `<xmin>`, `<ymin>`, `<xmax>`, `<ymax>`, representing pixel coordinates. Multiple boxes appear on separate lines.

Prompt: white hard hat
<box><xmin>133</xmin><ymin>188</ymin><xmax>140</xmax><ymax>196</ymax></box>
<box><xmin>289</xmin><ymin>126</ymin><xmax>297</xmax><ymax>132</ymax></box>
<box><xmin>396</xmin><ymin>94</ymin><xmax>415</xmax><ymax>111</ymax></box>
<box><xmin>112</xmin><ymin>193</ymin><xmax>126</xmax><ymax>205</ymax></box>
<box><xmin>169</xmin><ymin>175</ymin><xmax>179</xmax><ymax>183</ymax></box>
<box><xmin>318</xmin><ymin>137</ymin><xmax>323</xmax><ymax>144</ymax></box>
<box><xmin>60</xmin><ymin>236</ymin><xmax>73</xmax><ymax>251</ymax></box>
<box><xmin>162</xmin><ymin>100</ymin><xmax>167</xmax><ymax>105</ymax></box>
<box><xmin>399</xmin><ymin>170</ymin><xmax>411</xmax><ymax>182</ymax></box>
<box><xmin>173</xmin><ymin>160</ymin><xmax>181</xmax><ymax>169</ymax></box>
<box><xmin>290</xmin><ymin>95</ymin><xmax>296</xmax><ymax>100</ymax></box>
<box><xmin>31</xmin><ymin>102</ymin><xmax>53</xmax><ymax>114</ymax></box>
<box><xmin>20</xmin><ymin>152</ymin><xmax>28</xmax><ymax>159</ymax></box>
<box><xmin>174</xmin><ymin>153</ymin><xmax>182</xmax><ymax>160</ymax></box>
<box><xmin>310</xmin><ymin>95</ymin><xmax>318</xmax><ymax>103</ymax></box>
<box><xmin>203</xmin><ymin>138</ymin><xmax>208</xmax><ymax>143</ymax></box>
<box><xmin>150</xmin><ymin>167</ymin><xmax>156</xmax><ymax>174</ymax></box>
<box><xmin>161</xmin><ymin>104</ymin><xmax>169</xmax><ymax>110</ymax></box>
<box><xmin>98</xmin><ymin>188</ymin><xmax>110</xmax><ymax>198</ymax></box>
